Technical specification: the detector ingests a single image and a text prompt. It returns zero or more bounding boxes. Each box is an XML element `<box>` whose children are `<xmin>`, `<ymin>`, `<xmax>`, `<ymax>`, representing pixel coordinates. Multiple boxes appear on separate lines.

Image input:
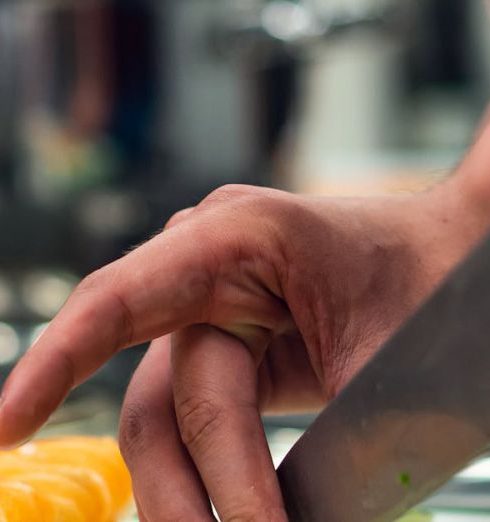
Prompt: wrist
<box><xmin>404</xmin><ymin>178</ymin><xmax>488</xmax><ymax>284</ymax></box>
<box><xmin>451</xmin><ymin>118</ymin><xmax>490</xmax><ymax>233</ymax></box>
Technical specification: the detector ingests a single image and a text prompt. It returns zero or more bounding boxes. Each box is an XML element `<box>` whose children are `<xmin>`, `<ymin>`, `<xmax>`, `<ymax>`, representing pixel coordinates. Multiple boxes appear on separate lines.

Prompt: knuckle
<box><xmin>55</xmin><ymin>349</ymin><xmax>76</xmax><ymax>390</ymax></box>
<box><xmin>164</xmin><ymin>213</ymin><xmax>181</xmax><ymax>231</ymax></box>
<box><xmin>164</xmin><ymin>207</ymin><xmax>193</xmax><ymax>231</ymax></box>
<box><xmin>119</xmin><ymin>401</ymin><xmax>152</xmax><ymax>462</ymax></box>
<box><xmin>109</xmin><ymin>290</ymin><xmax>135</xmax><ymax>348</ymax></box>
<box><xmin>224</xmin><ymin>512</ymin><xmax>258</xmax><ymax>522</ymax></box>
<box><xmin>74</xmin><ymin>269</ymin><xmax>134</xmax><ymax>349</ymax></box>
<box><xmin>224</xmin><ymin>506</ymin><xmax>287</xmax><ymax>522</ymax></box>
<box><xmin>201</xmin><ymin>184</ymin><xmax>296</xmax><ymax>225</ymax></box>
<box><xmin>152</xmin><ymin>514</ymin><xmax>202</xmax><ymax>522</ymax></box>
<box><xmin>76</xmin><ymin>269</ymin><xmax>106</xmax><ymax>294</ymax></box>
<box><xmin>223</xmin><ymin>513</ymin><xmax>260</xmax><ymax>522</ymax></box>
<box><xmin>202</xmin><ymin>184</ymin><xmax>255</xmax><ymax>206</ymax></box>
<box><xmin>176</xmin><ymin>396</ymin><xmax>225</xmax><ymax>450</ymax></box>
<box><xmin>158</xmin><ymin>513</ymin><xmax>190</xmax><ymax>522</ymax></box>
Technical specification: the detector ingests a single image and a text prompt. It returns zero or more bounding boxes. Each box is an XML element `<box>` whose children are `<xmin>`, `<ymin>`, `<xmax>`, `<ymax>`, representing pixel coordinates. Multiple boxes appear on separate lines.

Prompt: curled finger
<box><xmin>173</xmin><ymin>325</ymin><xmax>287</xmax><ymax>522</ymax></box>
<box><xmin>119</xmin><ymin>336</ymin><xmax>215</xmax><ymax>521</ymax></box>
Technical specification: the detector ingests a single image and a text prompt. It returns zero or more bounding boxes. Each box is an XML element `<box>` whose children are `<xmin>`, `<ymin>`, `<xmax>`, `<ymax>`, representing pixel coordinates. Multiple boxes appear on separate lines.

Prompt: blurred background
<box><xmin>1</xmin><ymin>1</ymin><xmax>490</xmax><ymax>515</ymax></box>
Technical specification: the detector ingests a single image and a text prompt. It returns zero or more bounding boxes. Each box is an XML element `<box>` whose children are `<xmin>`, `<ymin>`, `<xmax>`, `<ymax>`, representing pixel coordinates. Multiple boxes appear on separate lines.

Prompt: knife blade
<box><xmin>277</xmin><ymin>232</ymin><xmax>490</xmax><ymax>521</ymax></box>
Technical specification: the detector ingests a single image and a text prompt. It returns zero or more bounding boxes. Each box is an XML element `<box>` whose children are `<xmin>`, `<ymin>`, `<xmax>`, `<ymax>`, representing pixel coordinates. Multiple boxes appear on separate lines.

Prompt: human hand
<box><xmin>0</xmin><ymin>172</ymin><xmax>486</xmax><ymax>520</ymax></box>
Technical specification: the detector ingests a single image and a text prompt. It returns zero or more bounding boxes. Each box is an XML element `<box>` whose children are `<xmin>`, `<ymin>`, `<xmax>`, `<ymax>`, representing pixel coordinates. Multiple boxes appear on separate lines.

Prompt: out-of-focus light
<box><xmin>268</xmin><ymin>428</ymin><xmax>304</xmax><ymax>467</ymax></box>
<box><xmin>29</xmin><ymin>322</ymin><xmax>51</xmax><ymax>346</ymax></box>
<box><xmin>261</xmin><ymin>1</ymin><xmax>320</xmax><ymax>42</ymax></box>
<box><xmin>0</xmin><ymin>323</ymin><xmax>20</xmax><ymax>365</ymax></box>
<box><xmin>458</xmin><ymin>457</ymin><xmax>490</xmax><ymax>482</ymax></box>
<box><xmin>307</xmin><ymin>0</ymin><xmax>390</xmax><ymax>26</ymax></box>
<box><xmin>21</xmin><ymin>272</ymin><xmax>77</xmax><ymax>319</ymax></box>
<box><xmin>77</xmin><ymin>191</ymin><xmax>148</xmax><ymax>237</ymax></box>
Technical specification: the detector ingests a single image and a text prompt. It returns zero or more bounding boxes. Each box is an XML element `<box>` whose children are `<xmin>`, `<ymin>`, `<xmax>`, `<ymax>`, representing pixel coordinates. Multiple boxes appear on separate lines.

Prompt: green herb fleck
<box><xmin>399</xmin><ymin>472</ymin><xmax>411</xmax><ymax>488</ymax></box>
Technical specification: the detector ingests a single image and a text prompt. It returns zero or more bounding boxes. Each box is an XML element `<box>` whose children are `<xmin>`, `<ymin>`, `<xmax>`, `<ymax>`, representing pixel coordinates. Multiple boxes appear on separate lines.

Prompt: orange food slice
<box><xmin>0</xmin><ymin>482</ymin><xmax>39</xmax><ymax>522</ymax></box>
<box><xmin>6</xmin><ymin>472</ymin><xmax>93</xmax><ymax>521</ymax></box>
<box><xmin>0</xmin><ymin>436</ymin><xmax>132</xmax><ymax>521</ymax></box>
<box><xmin>0</xmin><ymin>481</ymin><xmax>85</xmax><ymax>522</ymax></box>
<box><xmin>0</xmin><ymin>457</ymin><xmax>112</xmax><ymax>521</ymax></box>
<box><xmin>35</xmin><ymin>493</ymin><xmax>85</xmax><ymax>522</ymax></box>
<box><xmin>54</xmin><ymin>465</ymin><xmax>112</xmax><ymax>521</ymax></box>
<box><xmin>18</xmin><ymin>437</ymin><xmax>132</xmax><ymax>515</ymax></box>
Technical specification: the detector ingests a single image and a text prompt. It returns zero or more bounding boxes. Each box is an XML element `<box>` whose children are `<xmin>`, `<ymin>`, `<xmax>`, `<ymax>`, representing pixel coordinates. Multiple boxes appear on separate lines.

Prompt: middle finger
<box><xmin>173</xmin><ymin>325</ymin><xmax>287</xmax><ymax>522</ymax></box>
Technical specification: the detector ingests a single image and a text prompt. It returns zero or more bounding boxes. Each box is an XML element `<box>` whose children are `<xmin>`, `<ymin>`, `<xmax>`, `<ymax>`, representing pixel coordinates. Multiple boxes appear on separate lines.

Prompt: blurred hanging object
<box><xmin>68</xmin><ymin>5</ymin><xmax>115</xmax><ymax>138</ymax></box>
<box><xmin>19</xmin><ymin>3</ymin><xmax>118</xmax><ymax>205</ymax></box>
<box><xmin>468</xmin><ymin>0</ymin><xmax>490</xmax><ymax>103</ymax></box>
<box><xmin>0</xmin><ymin>3</ymin><xmax>20</xmax><ymax>198</ymax></box>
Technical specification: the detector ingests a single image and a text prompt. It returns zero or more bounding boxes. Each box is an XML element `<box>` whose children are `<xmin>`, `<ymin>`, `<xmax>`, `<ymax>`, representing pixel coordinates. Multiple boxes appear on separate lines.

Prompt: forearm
<box><xmin>413</xmin><ymin>115</ymin><xmax>490</xmax><ymax>280</ymax></box>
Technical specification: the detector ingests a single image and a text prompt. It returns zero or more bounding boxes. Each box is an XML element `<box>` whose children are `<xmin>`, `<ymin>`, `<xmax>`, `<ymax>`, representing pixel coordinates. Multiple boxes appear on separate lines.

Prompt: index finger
<box><xmin>0</xmin><ymin>223</ymin><xmax>214</xmax><ymax>447</ymax></box>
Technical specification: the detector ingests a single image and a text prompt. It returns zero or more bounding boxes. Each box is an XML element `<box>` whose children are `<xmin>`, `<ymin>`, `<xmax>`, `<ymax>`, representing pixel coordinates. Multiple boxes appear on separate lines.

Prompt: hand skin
<box><xmin>1</xmin><ymin>119</ymin><xmax>490</xmax><ymax>521</ymax></box>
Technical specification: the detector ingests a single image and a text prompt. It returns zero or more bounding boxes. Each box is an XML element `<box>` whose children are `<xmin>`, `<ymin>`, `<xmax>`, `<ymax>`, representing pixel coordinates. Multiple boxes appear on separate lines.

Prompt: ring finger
<box><xmin>119</xmin><ymin>336</ymin><xmax>215</xmax><ymax>521</ymax></box>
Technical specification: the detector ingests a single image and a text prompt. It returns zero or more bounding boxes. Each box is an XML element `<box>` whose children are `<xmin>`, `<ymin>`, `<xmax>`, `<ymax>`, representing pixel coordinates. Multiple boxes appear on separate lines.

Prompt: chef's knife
<box><xmin>277</xmin><ymin>232</ymin><xmax>490</xmax><ymax>521</ymax></box>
